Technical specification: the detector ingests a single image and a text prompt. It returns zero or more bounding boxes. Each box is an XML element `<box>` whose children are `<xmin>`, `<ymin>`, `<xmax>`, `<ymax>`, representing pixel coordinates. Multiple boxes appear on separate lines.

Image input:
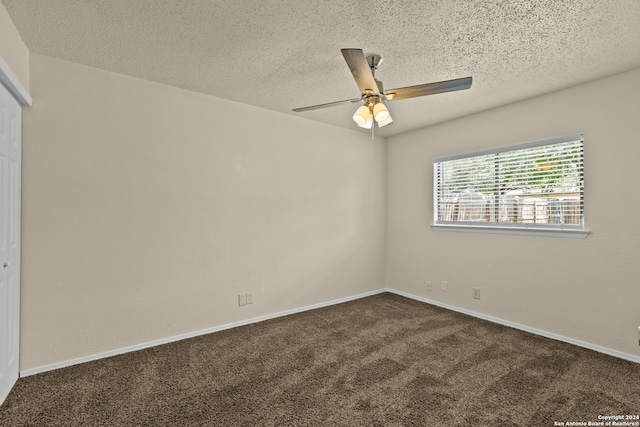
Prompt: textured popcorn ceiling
<box><xmin>3</xmin><ymin>0</ymin><xmax>640</xmax><ymax>137</ymax></box>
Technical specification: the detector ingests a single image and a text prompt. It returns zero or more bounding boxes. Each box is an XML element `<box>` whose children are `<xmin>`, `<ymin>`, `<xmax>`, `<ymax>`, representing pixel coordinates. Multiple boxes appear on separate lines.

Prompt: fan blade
<box><xmin>386</xmin><ymin>77</ymin><xmax>472</xmax><ymax>101</ymax></box>
<box><xmin>293</xmin><ymin>98</ymin><xmax>362</xmax><ymax>112</ymax></box>
<box><xmin>341</xmin><ymin>48</ymin><xmax>380</xmax><ymax>96</ymax></box>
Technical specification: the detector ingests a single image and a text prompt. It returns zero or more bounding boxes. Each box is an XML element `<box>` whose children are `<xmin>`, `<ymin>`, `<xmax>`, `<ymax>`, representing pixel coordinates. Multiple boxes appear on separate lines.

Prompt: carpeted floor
<box><xmin>1</xmin><ymin>293</ymin><xmax>639</xmax><ymax>426</ymax></box>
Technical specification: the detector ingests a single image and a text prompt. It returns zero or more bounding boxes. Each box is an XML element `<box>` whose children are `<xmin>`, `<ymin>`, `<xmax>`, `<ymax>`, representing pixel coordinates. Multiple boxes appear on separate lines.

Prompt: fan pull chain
<box><xmin>371</xmin><ymin>105</ymin><xmax>375</xmax><ymax>140</ymax></box>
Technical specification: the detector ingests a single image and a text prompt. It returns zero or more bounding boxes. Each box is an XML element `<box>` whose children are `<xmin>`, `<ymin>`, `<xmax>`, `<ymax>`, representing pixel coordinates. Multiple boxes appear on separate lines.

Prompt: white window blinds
<box><xmin>434</xmin><ymin>135</ymin><xmax>584</xmax><ymax>234</ymax></box>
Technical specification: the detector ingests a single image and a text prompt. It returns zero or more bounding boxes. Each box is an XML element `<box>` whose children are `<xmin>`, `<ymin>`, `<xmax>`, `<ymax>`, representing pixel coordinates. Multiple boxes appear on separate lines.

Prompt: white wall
<box><xmin>387</xmin><ymin>68</ymin><xmax>640</xmax><ymax>358</ymax></box>
<box><xmin>21</xmin><ymin>54</ymin><xmax>386</xmax><ymax>371</ymax></box>
<box><xmin>0</xmin><ymin>1</ymin><xmax>28</xmax><ymax>91</ymax></box>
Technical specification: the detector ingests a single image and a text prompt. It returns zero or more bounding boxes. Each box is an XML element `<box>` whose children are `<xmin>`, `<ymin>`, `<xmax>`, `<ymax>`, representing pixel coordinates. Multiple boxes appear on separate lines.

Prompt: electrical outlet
<box><xmin>441</xmin><ymin>280</ymin><xmax>448</xmax><ymax>292</ymax></box>
<box><xmin>426</xmin><ymin>281</ymin><xmax>432</xmax><ymax>291</ymax></box>
<box><xmin>238</xmin><ymin>294</ymin><xmax>247</xmax><ymax>306</ymax></box>
<box><xmin>472</xmin><ymin>287</ymin><xmax>481</xmax><ymax>299</ymax></box>
<box><xmin>246</xmin><ymin>292</ymin><xmax>253</xmax><ymax>305</ymax></box>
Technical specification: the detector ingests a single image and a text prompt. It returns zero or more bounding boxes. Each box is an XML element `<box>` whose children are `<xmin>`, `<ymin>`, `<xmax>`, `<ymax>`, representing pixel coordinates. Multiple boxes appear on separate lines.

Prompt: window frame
<box><xmin>432</xmin><ymin>134</ymin><xmax>588</xmax><ymax>238</ymax></box>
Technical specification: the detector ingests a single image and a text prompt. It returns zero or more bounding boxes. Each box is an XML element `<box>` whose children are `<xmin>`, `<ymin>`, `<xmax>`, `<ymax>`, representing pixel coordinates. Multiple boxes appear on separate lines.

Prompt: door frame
<box><xmin>0</xmin><ymin>57</ymin><xmax>31</xmax><ymax>406</ymax></box>
<box><xmin>0</xmin><ymin>58</ymin><xmax>32</xmax><ymax>108</ymax></box>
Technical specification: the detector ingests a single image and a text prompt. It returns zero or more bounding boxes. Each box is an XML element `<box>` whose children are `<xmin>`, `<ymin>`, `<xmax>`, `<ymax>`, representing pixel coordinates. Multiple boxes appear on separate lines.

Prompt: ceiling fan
<box><xmin>293</xmin><ymin>48</ymin><xmax>472</xmax><ymax>136</ymax></box>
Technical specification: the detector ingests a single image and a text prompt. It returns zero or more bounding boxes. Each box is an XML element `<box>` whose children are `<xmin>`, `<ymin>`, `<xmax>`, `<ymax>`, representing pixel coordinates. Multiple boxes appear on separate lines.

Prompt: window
<box><xmin>433</xmin><ymin>134</ymin><xmax>586</xmax><ymax>238</ymax></box>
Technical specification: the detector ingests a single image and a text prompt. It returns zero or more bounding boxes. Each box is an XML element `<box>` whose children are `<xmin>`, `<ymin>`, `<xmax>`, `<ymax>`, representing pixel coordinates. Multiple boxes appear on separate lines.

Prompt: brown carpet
<box><xmin>1</xmin><ymin>293</ymin><xmax>639</xmax><ymax>426</ymax></box>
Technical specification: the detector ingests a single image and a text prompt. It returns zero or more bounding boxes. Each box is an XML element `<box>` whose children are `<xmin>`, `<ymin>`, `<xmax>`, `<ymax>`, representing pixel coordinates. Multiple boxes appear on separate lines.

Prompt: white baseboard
<box><xmin>21</xmin><ymin>286</ymin><xmax>639</xmax><ymax>377</ymax></box>
<box><xmin>20</xmin><ymin>288</ymin><xmax>386</xmax><ymax>377</ymax></box>
<box><xmin>387</xmin><ymin>288</ymin><xmax>640</xmax><ymax>364</ymax></box>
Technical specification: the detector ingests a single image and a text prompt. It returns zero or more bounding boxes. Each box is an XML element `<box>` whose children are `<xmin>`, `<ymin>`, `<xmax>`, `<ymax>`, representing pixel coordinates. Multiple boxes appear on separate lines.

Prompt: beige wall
<box><xmin>11</xmin><ymin>7</ymin><xmax>639</xmax><ymax>370</ymax></box>
<box><xmin>0</xmin><ymin>1</ymin><xmax>28</xmax><ymax>90</ymax></box>
<box><xmin>21</xmin><ymin>54</ymin><xmax>386</xmax><ymax>370</ymax></box>
<box><xmin>387</xmin><ymin>68</ymin><xmax>640</xmax><ymax>358</ymax></box>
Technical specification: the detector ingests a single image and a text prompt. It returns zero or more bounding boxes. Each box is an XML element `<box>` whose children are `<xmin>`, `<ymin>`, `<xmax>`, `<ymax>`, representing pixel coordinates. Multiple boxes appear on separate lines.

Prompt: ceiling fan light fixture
<box><xmin>373</xmin><ymin>102</ymin><xmax>390</xmax><ymax>122</ymax></box>
<box><xmin>352</xmin><ymin>105</ymin><xmax>371</xmax><ymax>125</ymax></box>
<box><xmin>377</xmin><ymin>114</ymin><xmax>393</xmax><ymax>127</ymax></box>
<box><xmin>358</xmin><ymin>114</ymin><xmax>373</xmax><ymax>129</ymax></box>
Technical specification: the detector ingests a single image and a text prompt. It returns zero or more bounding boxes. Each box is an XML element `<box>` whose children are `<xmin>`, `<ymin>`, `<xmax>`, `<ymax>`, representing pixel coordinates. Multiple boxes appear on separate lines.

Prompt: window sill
<box><xmin>431</xmin><ymin>224</ymin><xmax>589</xmax><ymax>239</ymax></box>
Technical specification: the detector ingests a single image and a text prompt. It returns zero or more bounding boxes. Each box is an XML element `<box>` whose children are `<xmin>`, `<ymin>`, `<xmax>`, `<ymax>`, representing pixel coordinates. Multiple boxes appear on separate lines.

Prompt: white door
<box><xmin>0</xmin><ymin>81</ymin><xmax>21</xmax><ymax>405</ymax></box>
